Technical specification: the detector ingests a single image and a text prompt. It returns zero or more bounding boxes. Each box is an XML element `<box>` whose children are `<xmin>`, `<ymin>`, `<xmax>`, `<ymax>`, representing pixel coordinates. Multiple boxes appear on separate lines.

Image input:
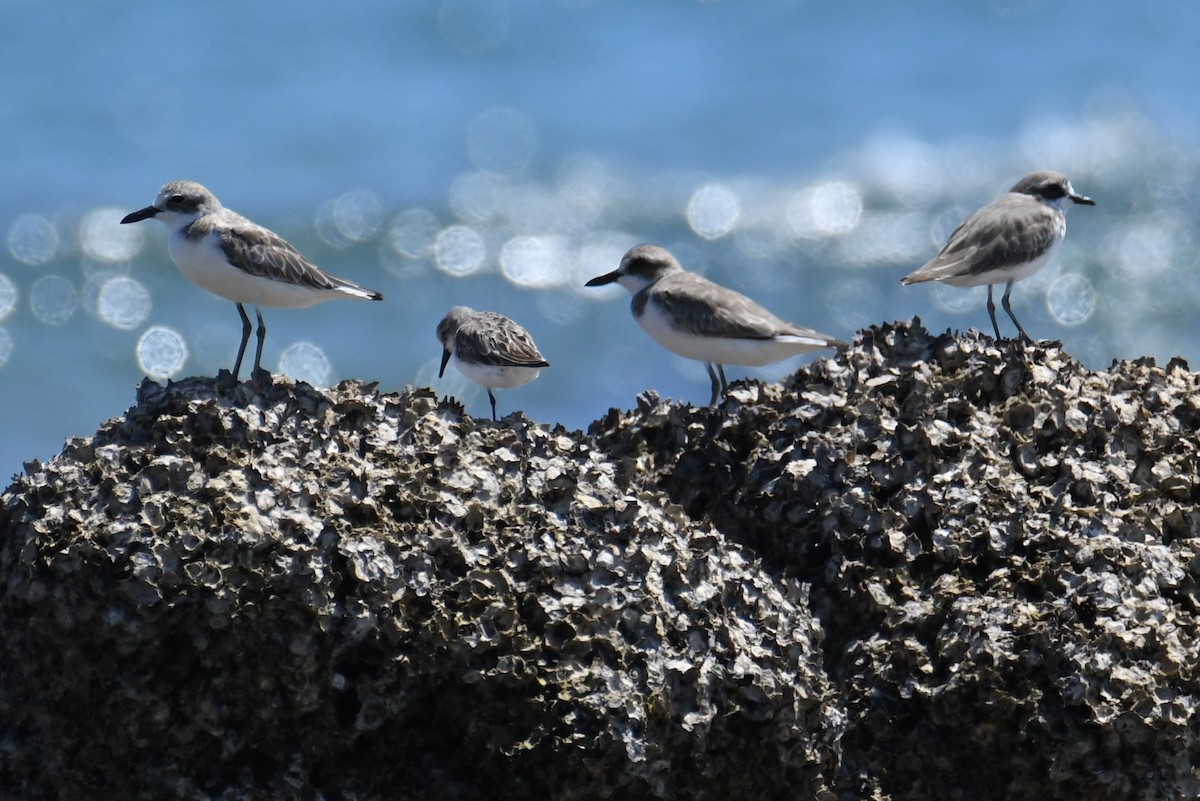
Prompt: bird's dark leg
<box><xmin>716</xmin><ymin>364</ymin><xmax>729</xmax><ymax>398</ymax></box>
<box><xmin>252</xmin><ymin>307</ymin><xmax>268</xmax><ymax>379</ymax></box>
<box><xmin>705</xmin><ymin>363</ymin><xmax>721</xmax><ymax>406</ymax></box>
<box><xmin>985</xmin><ymin>285</ymin><xmax>1002</xmax><ymax>341</ymax></box>
<box><xmin>1001</xmin><ymin>281</ymin><xmax>1031</xmax><ymax>343</ymax></box>
<box><xmin>232</xmin><ymin>303</ymin><xmax>252</xmax><ymax>381</ymax></box>
<box><xmin>488</xmin><ymin>389</ymin><xmax>498</xmax><ymax>421</ymax></box>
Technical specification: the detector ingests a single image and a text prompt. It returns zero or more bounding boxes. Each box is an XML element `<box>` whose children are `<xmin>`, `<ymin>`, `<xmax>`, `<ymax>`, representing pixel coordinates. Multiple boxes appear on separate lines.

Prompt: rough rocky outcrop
<box><xmin>2</xmin><ymin>319</ymin><xmax>1199</xmax><ymax>801</ymax></box>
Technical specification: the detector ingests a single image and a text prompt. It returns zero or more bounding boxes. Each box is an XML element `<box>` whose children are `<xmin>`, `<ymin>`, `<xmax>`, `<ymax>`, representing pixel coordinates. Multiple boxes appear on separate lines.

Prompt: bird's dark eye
<box><xmin>1040</xmin><ymin>184</ymin><xmax>1066</xmax><ymax>200</ymax></box>
<box><xmin>169</xmin><ymin>194</ymin><xmax>185</xmax><ymax>206</ymax></box>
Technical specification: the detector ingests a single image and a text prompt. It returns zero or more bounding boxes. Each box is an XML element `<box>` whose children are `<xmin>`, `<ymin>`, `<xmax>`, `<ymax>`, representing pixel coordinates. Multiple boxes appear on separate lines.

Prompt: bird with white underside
<box><xmin>121</xmin><ymin>180</ymin><xmax>384</xmax><ymax>381</ymax></box>
<box><xmin>902</xmin><ymin>170</ymin><xmax>1094</xmax><ymax>342</ymax></box>
<box><xmin>587</xmin><ymin>244</ymin><xmax>845</xmax><ymax>406</ymax></box>
<box><xmin>436</xmin><ymin>306</ymin><xmax>549</xmax><ymax>422</ymax></box>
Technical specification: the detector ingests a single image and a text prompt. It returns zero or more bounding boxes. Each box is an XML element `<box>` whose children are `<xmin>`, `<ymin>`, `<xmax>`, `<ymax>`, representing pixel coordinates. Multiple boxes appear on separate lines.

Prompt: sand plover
<box><xmin>902</xmin><ymin>170</ymin><xmax>1094</xmax><ymax>342</ymax></box>
<box><xmin>120</xmin><ymin>180</ymin><xmax>384</xmax><ymax>380</ymax></box>
<box><xmin>436</xmin><ymin>306</ymin><xmax>549</xmax><ymax>421</ymax></box>
<box><xmin>586</xmin><ymin>244</ymin><xmax>844</xmax><ymax>406</ymax></box>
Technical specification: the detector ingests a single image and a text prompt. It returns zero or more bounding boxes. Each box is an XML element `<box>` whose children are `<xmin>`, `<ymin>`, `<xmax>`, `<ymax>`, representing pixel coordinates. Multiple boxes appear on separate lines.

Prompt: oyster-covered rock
<box><xmin>0</xmin><ymin>375</ymin><xmax>839</xmax><ymax>801</ymax></box>
<box><xmin>2</xmin><ymin>318</ymin><xmax>1199</xmax><ymax>800</ymax></box>
<box><xmin>590</xmin><ymin>320</ymin><xmax>1200</xmax><ymax>801</ymax></box>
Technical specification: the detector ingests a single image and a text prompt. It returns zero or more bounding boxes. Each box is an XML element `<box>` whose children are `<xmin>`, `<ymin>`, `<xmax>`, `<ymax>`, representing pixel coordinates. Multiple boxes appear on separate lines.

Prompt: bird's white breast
<box><xmin>168</xmin><ymin>229</ymin><xmax>332</xmax><ymax>308</ymax></box>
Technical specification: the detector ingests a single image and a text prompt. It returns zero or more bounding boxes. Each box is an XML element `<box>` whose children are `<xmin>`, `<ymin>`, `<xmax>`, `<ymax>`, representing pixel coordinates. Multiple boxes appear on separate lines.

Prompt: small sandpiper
<box><xmin>121</xmin><ymin>180</ymin><xmax>384</xmax><ymax>380</ymax></box>
<box><xmin>436</xmin><ymin>306</ymin><xmax>549</xmax><ymax>421</ymax></box>
<box><xmin>587</xmin><ymin>244</ymin><xmax>844</xmax><ymax>406</ymax></box>
<box><xmin>901</xmin><ymin>170</ymin><xmax>1094</xmax><ymax>341</ymax></box>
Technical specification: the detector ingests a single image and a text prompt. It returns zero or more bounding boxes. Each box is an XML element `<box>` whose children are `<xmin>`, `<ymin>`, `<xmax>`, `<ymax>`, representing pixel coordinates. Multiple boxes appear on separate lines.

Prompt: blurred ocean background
<box><xmin>1</xmin><ymin>0</ymin><xmax>1198</xmax><ymax>479</ymax></box>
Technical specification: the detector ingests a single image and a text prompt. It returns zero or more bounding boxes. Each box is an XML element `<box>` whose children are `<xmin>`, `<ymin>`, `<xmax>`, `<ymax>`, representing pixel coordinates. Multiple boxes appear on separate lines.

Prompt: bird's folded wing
<box><xmin>219</xmin><ymin>225</ymin><xmax>349</xmax><ymax>292</ymax></box>
<box><xmin>652</xmin><ymin>281</ymin><xmax>782</xmax><ymax>340</ymax></box>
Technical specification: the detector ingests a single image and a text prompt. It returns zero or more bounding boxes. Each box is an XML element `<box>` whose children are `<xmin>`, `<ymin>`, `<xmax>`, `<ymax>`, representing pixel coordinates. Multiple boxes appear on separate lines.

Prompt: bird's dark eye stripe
<box><xmin>1039</xmin><ymin>184</ymin><xmax>1066</xmax><ymax>199</ymax></box>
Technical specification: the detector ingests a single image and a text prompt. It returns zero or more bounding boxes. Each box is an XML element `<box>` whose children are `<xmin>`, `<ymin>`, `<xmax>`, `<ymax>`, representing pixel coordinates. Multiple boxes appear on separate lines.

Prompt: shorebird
<box><xmin>901</xmin><ymin>170</ymin><xmax>1094</xmax><ymax>341</ymax></box>
<box><xmin>121</xmin><ymin>180</ymin><xmax>384</xmax><ymax>380</ymax></box>
<box><xmin>586</xmin><ymin>244</ymin><xmax>844</xmax><ymax>405</ymax></box>
<box><xmin>436</xmin><ymin>306</ymin><xmax>549</xmax><ymax>421</ymax></box>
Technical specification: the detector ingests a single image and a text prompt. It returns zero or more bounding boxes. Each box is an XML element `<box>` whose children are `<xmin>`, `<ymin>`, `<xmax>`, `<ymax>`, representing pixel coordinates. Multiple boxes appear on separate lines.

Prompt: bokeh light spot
<box><xmin>82</xmin><ymin>207</ymin><xmax>143</xmax><ymax>263</ymax></box>
<box><xmin>1114</xmin><ymin>220</ymin><xmax>1177</xmax><ymax>280</ymax></box>
<box><xmin>434</xmin><ymin>225</ymin><xmax>487</xmax><ymax>277</ymax></box>
<box><xmin>388</xmin><ymin>209</ymin><xmax>441</xmax><ymax>259</ymax></box>
<box><xmin>332</xmin><ymin>189</ymin><xmax>385</xmax><ymax>242</ymax></box>
<box><xmin>500</xmin><ymin>235</ymin><xmax>569</xmax><ymax>288</ymax></box>
<box><xmin>1046</xmin><ymin>273</ymin><xmax>1096</xmax><ymax>326</ymax></box>
<box><xmin>686</xmin><ymin>184</ymin><xmax>740</xmax><ymax>240</ymax></box>
<box><xmin>0</xmin><ymin>274</ymin><xmax>18</xmax><ymax>322</ymax></box>
<box><xmin>837</xmin><ymin>211</ymin><xmax>929</xmax><ymax>266</ymax></box>
<box><xmin>7</xmin><ymin>214</ymin><xmax>59</xmax><ymax>265</ymax></box>
<box><xmin>448</xmin><ymin>172</ymin><xmax>499</xmax><ymax>223</ymax></box>
<box><xmin>137</xmin><ymin>326</ymin><xmax>188</xmax><ymax>380</ymax></box>
<box><xmin>809</xmin><ymin>181</ymin><xmax>863</xmax><ymax>234</ymax></box>
<box><xmin>931</xmin><ymin>283</ymin><xmax>987</xmax><ymax>314</ymax></box>
<box><xmin>98</xmin><ymin>276</ymin><xmax>152</xmax><ymax>330</ymax></box>
<box><xmin>30</xmin><ymin>275</ymin><xmax>78</xmax><ymax>325</ymax></box>
<box><xmin>278</xmin><ymin>341</ymin><xmax>333</xmax><ymax>387</ymax></box>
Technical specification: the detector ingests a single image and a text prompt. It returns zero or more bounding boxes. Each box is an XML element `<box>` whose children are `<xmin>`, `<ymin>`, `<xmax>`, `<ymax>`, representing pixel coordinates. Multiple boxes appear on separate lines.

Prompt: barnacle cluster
<box><xmin>591</xmin><ymin>319</ymin><xmax>1200</xmax><ymax>800</ymax></box>
<box><xmin>0</xmin><ymin>374</ymin><xmax>837</xmax><ymax>800</ymax></box>
<box><xmin>2</xmin><ymin>318</ymin><xmax>1198</xmax><ymax>800</ymax></box>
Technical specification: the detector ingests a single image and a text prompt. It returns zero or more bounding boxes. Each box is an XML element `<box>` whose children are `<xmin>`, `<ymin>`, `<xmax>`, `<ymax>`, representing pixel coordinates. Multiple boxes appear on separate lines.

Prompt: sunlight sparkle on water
<box><xmin>448</xmin><ymin>172</ymin><xmax>499</xmax><ymax>223</ymax></box>
<box><xmin>1113</xmin><ymin>219</ymin><xmax>1181</xmax><ymax>280</ymax></box>
<box><xmin>315</xmin><ymin>191</ymin><xmax>383</xmax><ymax>249</ymax></box>
<box><xmin>388</xmin><ymin>209</ymin><xmax>441</xmax><ymax>260</ymax></box>
<box><xmin>81</xmin><ymin>207</ymin><xmax>143</xmax><ymax>263</ymax></box>
<box><xmin>30</xmin><ymin>275</ymin><xmax>78</xmax><ymax>325</ymax></box>
<box><xmin>434</xmin><ymin>226</ymin><xmax>487</xmax><ymax>277</ymax></box>
<box><xmin>686</xmin><ymin>184</ymin><xmax>740</xmax><ymax>240</ymax></box>
<box><xmin>931</xmin><ymin>283</ymin><xmax>986</xmax><ymax>314</ymax></box>
<box><xmin>7</xmin><ymin>214</ymin><xmax>59</xmax><ymax>265</ymax></box>
<box><xmin>809</xmin><ymin>181</ymin><xmax>864</xmax><ymax>234</ymax></box>
<box><xmin>0</xmin><ymin>274</ymin><xmax>18</xmax><ymax>322</ymax></box>
<box><xmin>98</xmin><ymin>276</ymin><xmax>152</xmax><ymax>331</ymax></box>
<box><xmin>837</xmin><ymin>211</ymin><xmax>930</xmax><ymax>267</ymax></box>
<box><xmin>137</xmin><ymin>326</ymin><xmax>188</xmax><ymax>380</ymax></box>
<box><xmin>332</xmin><ymin>190</ymin><xmax>385</xmax><ymax>243</ymax></box>
<box><xmin>1046</xmin><ymin>273</ymin><xmax>1096</xmax><ymax>326</ymax></box>
<box><xmin>279</xmin><ymin>341</ymin><xmax>333</xmax><ymax>387</ymax></box>
<box><xmin>500</xmin><ymin>235</ymin><xmax>569</xmax><ymax>289</ymax></box>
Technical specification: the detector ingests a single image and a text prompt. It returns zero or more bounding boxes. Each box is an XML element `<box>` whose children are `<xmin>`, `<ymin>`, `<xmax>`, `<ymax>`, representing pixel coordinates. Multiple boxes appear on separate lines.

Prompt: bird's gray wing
<box><xmin>217</xmin><ymin>221</ymin><xmax>354</xmax><ymax>292</ymax></box>
<box><xmin>457</xmin><ymin>314</ymin><xmax>549</xmax><ymax>367</ymax></box>
<box><xmin>649</xmin><ymin>276</ymin><xmax>785</xmax><ymax>340</ymax></box>
<box><xmin>905</xmin><ymin>195</ymin><xmax>1060</xmax><ymax>282</ymax></box>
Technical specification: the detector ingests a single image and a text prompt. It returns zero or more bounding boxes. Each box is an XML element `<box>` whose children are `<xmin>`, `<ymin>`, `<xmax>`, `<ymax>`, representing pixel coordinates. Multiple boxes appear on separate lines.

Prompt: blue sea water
<box><xmin>1</xmin><ymin>0</ymin><xmax>1198</xmax><ymax>480</ymax></box>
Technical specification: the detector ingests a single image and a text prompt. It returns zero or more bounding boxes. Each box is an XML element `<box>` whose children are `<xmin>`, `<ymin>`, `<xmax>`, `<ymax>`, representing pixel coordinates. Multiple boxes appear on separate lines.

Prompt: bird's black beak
<box><xmin>438</xmin><ymin>348</ymin><xmax>451</xmax><ymax>378</ymax></box>
<box><xmin>120</xmin><ymin>206</ymin><xmax>160</xmax><ymax>224</ymax></box>
<box><xmin>1070</xmin><ymin>193</ymin><xmax>1095</xmax><ymax>206</ymax></box>
<box><xmin>585</xmin><ymin>269</ymin><xmax>621</xmax><ymax>287</ymax></box>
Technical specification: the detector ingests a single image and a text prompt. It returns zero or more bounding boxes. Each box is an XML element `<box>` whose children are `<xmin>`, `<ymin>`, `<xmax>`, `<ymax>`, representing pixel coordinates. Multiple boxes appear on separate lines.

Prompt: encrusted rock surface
<box><xmin>2</xmin><ymin>319</ymin><xmax>1199</xmax><ymax>801</ymax></box>
<box><xmin>0</xmin><ymin>375</ymin><xmax>838</xmax><ymax>801</ymax></box>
